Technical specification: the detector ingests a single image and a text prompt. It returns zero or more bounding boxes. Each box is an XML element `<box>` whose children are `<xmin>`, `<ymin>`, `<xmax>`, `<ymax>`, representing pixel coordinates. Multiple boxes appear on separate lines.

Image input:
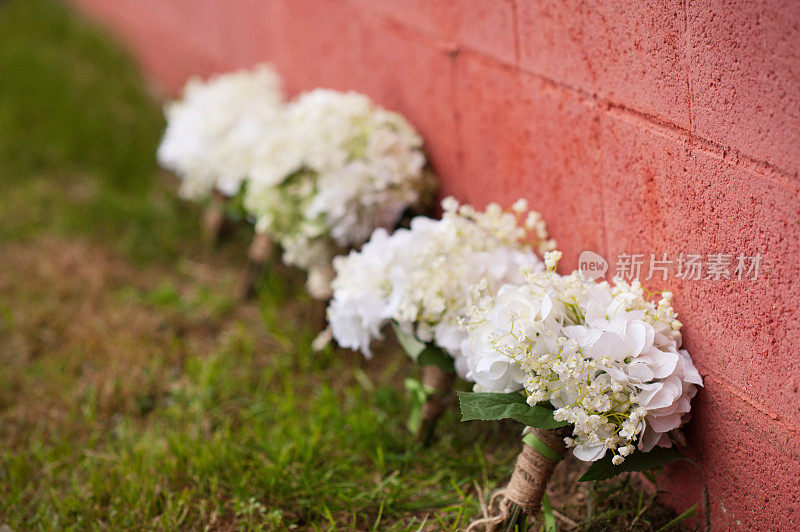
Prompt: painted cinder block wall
<box><xmin>69</xmin><ymin>1</ymin><xmax>800</xmax><ymax>529</ymax></box>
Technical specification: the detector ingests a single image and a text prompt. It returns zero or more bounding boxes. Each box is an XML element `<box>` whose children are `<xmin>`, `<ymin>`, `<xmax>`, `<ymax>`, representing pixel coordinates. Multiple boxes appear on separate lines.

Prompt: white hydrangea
<box><xmin>293</xmin><ymin>90</ymin><xmax>427</xmax><ymax>247</ymax></box>
<box><xmin>244</xmin><ymin>89</ymin><xmax>432</xmax><ymax>299</ymax></box>
<box><xmin>157</xmin><ymin>64</ymin><xmax>285</xmax><ymax>200</ymax></box>
<box><xmin>465</xmin><ymin>253</ymin><xmax>703</xmax><ymax>463</ymax></box>
<box><xmin>328</xmin><ymin>198</ymin><xmax>552</xmax><ymax>377</ymax></box>
<box><xmin>326</xmin><ymin>228</ymin><xmax>410</xmax><ymax>355</ymax></box>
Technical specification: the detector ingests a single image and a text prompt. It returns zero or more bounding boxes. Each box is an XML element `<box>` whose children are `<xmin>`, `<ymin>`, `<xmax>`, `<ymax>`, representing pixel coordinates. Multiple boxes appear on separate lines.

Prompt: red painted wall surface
<box><xmin>69</xmin><ymin>1</ymin><xmax>800</xmax><ymax>529</ymax></box>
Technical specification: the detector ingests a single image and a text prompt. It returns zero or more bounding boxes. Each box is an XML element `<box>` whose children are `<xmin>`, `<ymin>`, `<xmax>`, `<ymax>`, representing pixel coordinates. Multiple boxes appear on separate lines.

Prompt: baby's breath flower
<box><xmin>442</xmin><ymin>196</ymin><xmax>459</xmax><ymax>212</ymax></box>
<box><xmin>328</xmin><ymin>199</ymin><xmax>548</xmax><ymax>380</ymax></box>
<box><xmin>544</xmin><ymin>250</ymin><xmax>562</xmax><ymax>270</ymax></box>
<box><xmin>464</xmin><ymin>264</ymin><xmax>703</xmax><ymax>462</ymax></box>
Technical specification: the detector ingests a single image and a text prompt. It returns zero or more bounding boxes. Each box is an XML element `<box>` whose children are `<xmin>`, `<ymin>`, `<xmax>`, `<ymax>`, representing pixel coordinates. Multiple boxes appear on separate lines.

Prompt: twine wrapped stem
<box><xmin>416</xmin><ymin>363</ymin><xmax>455</xmax><ymax>443</ymax></box>
<box><xmin>468</xmin><ymin>426</ymin><xmax>570</xmax><ymax>532</ymax></box>
<box><xmin>238</xmin><ymin>232</ymin><xmax>273</xmax><ymax>299</ymax></box>
<box><xmin>202</xmin><ymin>190</ymin><xmax>229</xmax><ymax>245</ymax></box>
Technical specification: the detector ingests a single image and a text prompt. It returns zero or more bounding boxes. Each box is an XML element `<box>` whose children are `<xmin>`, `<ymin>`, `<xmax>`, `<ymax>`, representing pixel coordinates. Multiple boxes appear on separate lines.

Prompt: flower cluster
<box><xmin>327</xmin><ymin>197</ymin><xmax>554</xmax><ymax>376</ymax></box>
<box><xmin>243</xmin><ymin>89</ymin><xmax>432</xmax><ymax>298</ymax></box>
<box><xmin>465</xmin><ymin>252</ymin><xmax>702</xmax><ymax>463</ymax></box>
<box><xmin>157</xmin><ymin>64</ymin><xmax>285</xmax><ymax>200</ymax></box>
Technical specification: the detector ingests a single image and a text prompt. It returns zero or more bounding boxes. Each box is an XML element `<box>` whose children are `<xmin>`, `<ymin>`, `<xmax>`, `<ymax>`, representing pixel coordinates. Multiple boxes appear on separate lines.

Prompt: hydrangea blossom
<box><xmin>327</xmin><ymin>197</ymin><xmax>554</xmax><ymax>377</ymax></box>
<box><xmin>244</xmin><ymin>89</ymin><xmax>432</xmax><ymax>298</ymax></box>
<box><xmin>464</xmin><ymin>253</ymin><xmax>702</xmax><ymax>463</ymax></box>
<box><xmin>157</xmin><ymin>64</ymin><xmax>285</xmax><ymax>200</ymax></box>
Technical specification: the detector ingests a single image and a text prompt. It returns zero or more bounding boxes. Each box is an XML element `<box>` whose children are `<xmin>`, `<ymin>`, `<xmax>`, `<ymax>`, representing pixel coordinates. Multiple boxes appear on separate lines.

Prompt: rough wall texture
<box><xmin>69</xmin><ymin>1</ymin><xmax>800</xmax><ymax>530</ymax></box>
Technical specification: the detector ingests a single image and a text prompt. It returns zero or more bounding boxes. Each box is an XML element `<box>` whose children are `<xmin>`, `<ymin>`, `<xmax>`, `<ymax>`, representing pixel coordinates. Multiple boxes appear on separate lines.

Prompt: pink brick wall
<box><xmin>70</xmin><ymin>1</ymin><xmax>800</xmax><ymax>529</ymax></box>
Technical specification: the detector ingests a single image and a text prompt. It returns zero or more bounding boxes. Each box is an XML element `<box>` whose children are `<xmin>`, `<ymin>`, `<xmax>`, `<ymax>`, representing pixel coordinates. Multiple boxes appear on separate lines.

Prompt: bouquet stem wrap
<box><xmin>202</xmin><ymin>190</ymin><xmax>228</xmax><ymax>245</ymax></box>
<box><xmin>416</xmin><ymin>364</ymin><xmax>455</xmax><ymax>443</ymax></box>
<box><xmin>248</xmin><ymin>232</ymin><xmax>273</xmax><ymax>264</ymax></box>
<box><xmin>468</xmin><ymin>426</ymin><xmax>569</xmax><ymax>532</ymax></box>
<box><xmin>239</xmin><ymin>232</ymin><xmax>273</xmax><ymax>299</ymax></box>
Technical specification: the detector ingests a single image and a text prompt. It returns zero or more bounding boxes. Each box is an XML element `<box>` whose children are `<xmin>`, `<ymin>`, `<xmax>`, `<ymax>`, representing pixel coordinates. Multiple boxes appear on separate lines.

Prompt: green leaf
<box><xmin>392</xmin><ymin>322</ymin><xmax>426</xmax><ymax>359</ymax></box>
<box><xmin>578</xmin><ymin>446</ymin><xmax>685</xmax><ymax>482</ymax></box>
<box><xmin>417</xmin><ymin>346</ymin><xmax>455</xmax><ymax>372</ymax></box>
<box><xmin>457</xmin><ymin>392</ymin><xmax>567</xmax><ymax>429</ymax></box>
<box><xmin>404</xmin><ymin>377</ymin><xmax>429</xmax><ymax>435</ymax></box>
<box><xmin>392</xmin><ymin>323</ymin><xmax>454</xmax><ymax>373</ymax></box>
<box><xmin>541</xmin><ymin>493</ymin><xmax>557</xmax><ymax>532</ymax></box>
<box><xmin>656</xmin><ymin>503</ymin><xmax>698</xmax><ymax>531</ymax></box>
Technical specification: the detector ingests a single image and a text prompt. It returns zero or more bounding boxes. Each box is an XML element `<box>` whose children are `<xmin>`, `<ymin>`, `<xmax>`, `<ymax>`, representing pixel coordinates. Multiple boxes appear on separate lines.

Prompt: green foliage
<box><xmin>458</xmin><ymin>391</ymin><xmax>569</xmax><ymax>429</ymax></box>
<box><xmin>576</xmin><ymin>474</ymin><xmax>687</xmax><ymax>531</ymax></box>
<box><xmin>541</xmin><ymin>493</ymin><xmax>557</xmax><ymax>532</ymax></box>
<box><xmin>404</xmin><ymin>377</ymin><xmax>429</xmax><ymax>434</ymax></box>
<box><xmin>392</xmin><ymin>322</ymin><xmax>455</xmax><ymax>372</ymax></box>
<box><xmin>657</xmin><ymin>503</ymin><xmax>698</xmax><ymax>531</ymax></box>
<box><xmin>579</xmin><ymin>447</ymin><xmax>686</xmax><ymax>482</ymax></box>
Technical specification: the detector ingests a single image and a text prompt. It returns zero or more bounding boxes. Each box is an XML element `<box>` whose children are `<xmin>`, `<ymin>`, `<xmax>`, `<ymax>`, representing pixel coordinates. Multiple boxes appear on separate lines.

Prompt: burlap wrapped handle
<box><xmin>416</xmin><ymin>364</ymin><xmax>455</xmax><ymax>444</ymax></box>
<box><xmin>202</xmin><ymin>190</ymin><xmax>229</xmax><ymax>245</ymax></box>
<box><xmin>468</xmin><ymin>426</ymin><xmax>571</xmax><ymax>532</ymax></box>
<box><xmin>238</xmin><ymin>232</ymin><xmax>273</xmax><ymax>300</ymax></box>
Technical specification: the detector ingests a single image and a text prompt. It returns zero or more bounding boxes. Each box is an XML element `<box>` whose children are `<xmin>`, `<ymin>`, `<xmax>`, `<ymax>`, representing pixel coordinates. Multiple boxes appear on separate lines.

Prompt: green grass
<box><xmin>0</xmin><ymin>0</ymin><xmax>201</xmax><ymax>262</ymax></box>
<box><xmin>0</xmin><ymin>0</ymin><xmax>693</xmax><ymax>529</ymax></box>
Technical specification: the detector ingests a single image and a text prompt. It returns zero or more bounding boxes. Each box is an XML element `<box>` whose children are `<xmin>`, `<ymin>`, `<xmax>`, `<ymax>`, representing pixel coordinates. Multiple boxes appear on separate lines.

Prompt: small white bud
<box><xmin>441</xmin><ymin>196</ymin><xmax>459</xmax><ymax>212</ymax></box>
<box><xmin>544</xmin><ymin>250</ymin><xmax>562</xmax><ymax>270</ymax></box>
<box><xmin>512</xmin><ymin>198</ymin><xmax>528</xmax><ymax>213</ymax></box>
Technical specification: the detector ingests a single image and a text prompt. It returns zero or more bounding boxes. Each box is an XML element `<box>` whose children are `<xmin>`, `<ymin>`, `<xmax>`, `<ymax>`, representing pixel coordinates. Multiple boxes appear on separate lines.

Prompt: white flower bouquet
<box><xmin>459</xmin><ymin>252</ymin><xmax>703</xmax><ymax>530</ymax></box>
<box><xmin>244</xmin><ymin>89</ymin><xmax>434</xmax><ymax>299</ymax></box>
<box><xmin>327</xmin><ymin>197</ymin><xmax>554</xmax><ymax>439</ymax></box>
<box><xmin>157</xmin><ymin>64</ymin><xmax>285</xmax><ymax>202</ymax></box>
<box><xmin>157</xmin><ymin>64</ymin><xmax>286</xmax><ymax>244</ymax></box>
